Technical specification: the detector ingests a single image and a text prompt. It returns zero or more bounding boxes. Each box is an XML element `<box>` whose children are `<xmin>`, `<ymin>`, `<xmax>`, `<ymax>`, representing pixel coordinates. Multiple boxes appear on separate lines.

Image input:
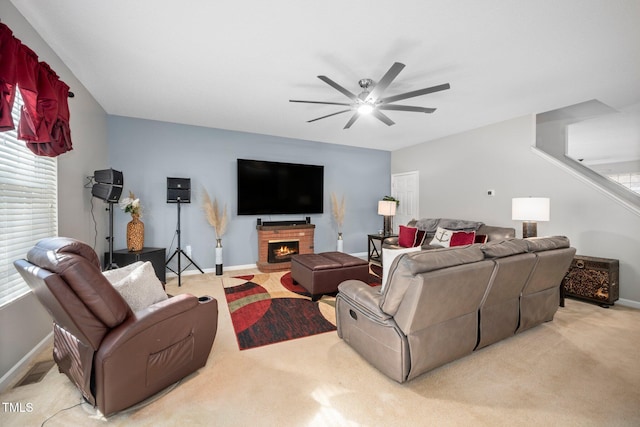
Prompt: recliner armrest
<box><xmin>337</xmin><ymin>280</ymin><xmax>389</xmax><ymax>320</ymax></box>
<box><xmin>94</xmin><ymin>293</ymin><xmax>218</xmax><ymax>415</ymax></box>
<box><xmin>99</xmin><ymin>294</ymin><xmax>207</xmax><ymax>354</ymax></box>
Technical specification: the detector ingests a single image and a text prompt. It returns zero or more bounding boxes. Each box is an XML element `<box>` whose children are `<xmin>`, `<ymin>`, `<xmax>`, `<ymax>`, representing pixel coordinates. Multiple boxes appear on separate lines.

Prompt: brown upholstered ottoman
<box><xmin>291</xmin><ymin>252</ymin><xmax>369</xmax><ymax>301</ymax></box>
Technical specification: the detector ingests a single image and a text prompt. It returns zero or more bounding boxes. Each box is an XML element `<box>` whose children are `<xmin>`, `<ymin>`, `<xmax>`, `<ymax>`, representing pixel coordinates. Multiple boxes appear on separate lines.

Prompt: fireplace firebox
<box><xmin>267</xmin><ymin>240</ymin><xmax>299</xmax><ymax>264</ymax></box>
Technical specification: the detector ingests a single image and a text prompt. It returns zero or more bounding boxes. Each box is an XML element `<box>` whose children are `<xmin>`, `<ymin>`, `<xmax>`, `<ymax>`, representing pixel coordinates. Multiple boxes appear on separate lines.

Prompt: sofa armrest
<box><xmin>382</xmin><ymin>236</ymin><xmax>400</xmax><ymax>249</ymax></box>
<box><xmin>338</xmin><ymin>280</ymin><xmax>390</xmax><ymax>320</ymax></box>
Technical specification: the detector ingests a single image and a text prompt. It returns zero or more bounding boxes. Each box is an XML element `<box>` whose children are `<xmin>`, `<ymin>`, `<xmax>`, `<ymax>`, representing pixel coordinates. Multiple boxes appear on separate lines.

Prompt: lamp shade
<box><xmin>512</xmin><ymin>197</ymin><xmax>550</xmax><ymax>221</ymax></box>
<box><xmin>378</xmin><ymin>200</ymin><xmax>397</xmax><ymax>216</ymax></box>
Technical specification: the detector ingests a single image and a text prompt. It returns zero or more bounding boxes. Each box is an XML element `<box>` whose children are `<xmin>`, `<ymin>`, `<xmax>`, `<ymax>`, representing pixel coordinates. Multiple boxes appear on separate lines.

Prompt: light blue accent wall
<box><xmin>107</xmin><ymin>116</ymin><xmax>390</xmax><ymax>270</ymax></box>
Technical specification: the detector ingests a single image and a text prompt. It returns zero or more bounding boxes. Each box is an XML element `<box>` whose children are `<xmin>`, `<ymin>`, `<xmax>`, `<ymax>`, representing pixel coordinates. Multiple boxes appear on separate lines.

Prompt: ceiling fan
<box><xmin>289</xmin><ymin>62</ymin><xmax>450</xmax><ymax>129</ymax></box>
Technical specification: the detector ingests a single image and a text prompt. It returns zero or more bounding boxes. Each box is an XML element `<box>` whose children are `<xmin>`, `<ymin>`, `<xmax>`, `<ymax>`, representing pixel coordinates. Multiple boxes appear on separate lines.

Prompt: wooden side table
<box><xmin>105</xmin><ymin>247</ymin><xmax>167</xmax><ymax>283</ymax></box>
<box><xmin>368</xmin><ymin>234</ymin><xmax>397</xmax><ymax>266</ymax></box>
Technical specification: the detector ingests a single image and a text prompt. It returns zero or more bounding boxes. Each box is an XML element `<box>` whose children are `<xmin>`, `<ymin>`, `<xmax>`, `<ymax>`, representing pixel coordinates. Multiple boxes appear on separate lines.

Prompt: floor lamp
<box><xmin>512</xmin><ymin>197</ymin><xmax>550</xmax><ymax>238</ymax></box>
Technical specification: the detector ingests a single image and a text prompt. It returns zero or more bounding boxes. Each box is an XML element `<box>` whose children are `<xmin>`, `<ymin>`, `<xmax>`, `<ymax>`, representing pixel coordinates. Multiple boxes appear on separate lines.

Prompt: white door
<box><xmin>391</xmin><ymin>171</ymin><xmax>419</xmax><ymax>232</ymax></box>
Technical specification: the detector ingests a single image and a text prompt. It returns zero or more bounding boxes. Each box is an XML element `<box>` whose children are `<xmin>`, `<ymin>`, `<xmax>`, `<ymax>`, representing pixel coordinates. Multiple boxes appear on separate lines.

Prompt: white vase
<box><xmin>337</xmin><ymin>232</ymin><xmax>344</xmax><ymax>252</ymax></box>
<box><xmin>215</xmin><ymin>238</ymin><xmax>223</xmax><ymax>275</ymax></box>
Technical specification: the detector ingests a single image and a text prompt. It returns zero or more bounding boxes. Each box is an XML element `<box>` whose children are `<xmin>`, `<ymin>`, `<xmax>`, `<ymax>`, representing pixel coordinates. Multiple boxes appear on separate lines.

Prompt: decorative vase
<box><xmin>215</xmin><ymin>238</ymin><xmax>223</xmax><ymax>275</ymax></box>
<box><xmin>127</xmin><ymin>214</ymin><xmax>144</xmax><ymax>251</ymax></box>
<box><xmin>337</xmin><ymin>232</ymin><xmax>344</xmax><ymax>252</ymax></box>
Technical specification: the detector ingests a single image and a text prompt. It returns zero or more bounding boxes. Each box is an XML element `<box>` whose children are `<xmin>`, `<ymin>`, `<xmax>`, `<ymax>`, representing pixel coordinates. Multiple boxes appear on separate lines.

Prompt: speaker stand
<box><xmin>165</xmin><ymin>200</ymin><xmax>204</xmax><ymax>286</ymax></box>
<box><xmin>104</xmin><ymin>202</ymin><xmax>119</xmax><ymax>270</ymax></box>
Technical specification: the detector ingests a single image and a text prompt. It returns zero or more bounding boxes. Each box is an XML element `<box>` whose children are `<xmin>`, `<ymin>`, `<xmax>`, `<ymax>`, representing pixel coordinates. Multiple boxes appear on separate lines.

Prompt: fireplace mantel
<box><xmin>256</xmin><ymin>224</ymin><xmax>315</xmax><ymax>272</ymax></box>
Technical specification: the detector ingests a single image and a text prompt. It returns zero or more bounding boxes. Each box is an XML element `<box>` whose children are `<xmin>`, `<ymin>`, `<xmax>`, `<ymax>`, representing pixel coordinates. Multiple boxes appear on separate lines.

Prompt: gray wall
<box><xmin>107</xmin><ymin>116</ymin><xmax>390</xmax><ymax>270</ymax></box>
<box><xmin>392</xmin><ymin>115</ymin><xmax>640</xmax><ymax>306</ymax></box>
<box><xmin>0</xmin><ymin>3</ymin><xmax>110</xmax><ymax>384</ymax></box>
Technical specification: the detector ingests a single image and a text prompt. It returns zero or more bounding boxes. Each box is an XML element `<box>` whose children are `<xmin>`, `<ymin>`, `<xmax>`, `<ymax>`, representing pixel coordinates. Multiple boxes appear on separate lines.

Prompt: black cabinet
<box><xmin>105</xmin><ymin>247</ymin><xmax>166</xmax><ymax>283</ymax></box>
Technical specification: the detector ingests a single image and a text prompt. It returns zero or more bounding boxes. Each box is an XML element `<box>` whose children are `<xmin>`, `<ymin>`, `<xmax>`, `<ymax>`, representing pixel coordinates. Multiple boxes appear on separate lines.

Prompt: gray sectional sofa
<box><xmin>383</xmin><ymin>218</ymin><xmax>516</xmax><ymax>250</ymax></box>
<box><xmin>336</xmin><ymin>236</ymin><xmax>575</xmax><ymax>383</ymax></box>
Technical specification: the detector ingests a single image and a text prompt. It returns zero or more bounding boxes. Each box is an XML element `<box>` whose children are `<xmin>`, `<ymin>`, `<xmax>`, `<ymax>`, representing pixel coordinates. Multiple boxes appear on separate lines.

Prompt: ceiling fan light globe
<box><xmin>358</xmin><ymin>103</ymin><xmax>374</xmax><ymax>115</ymax></box>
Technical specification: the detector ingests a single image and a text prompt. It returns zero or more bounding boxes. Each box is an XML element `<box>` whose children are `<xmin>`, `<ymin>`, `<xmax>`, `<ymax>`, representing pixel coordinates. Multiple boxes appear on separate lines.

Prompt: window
<box><xmin>0</xmin><ymin>90</ymin><xmax>58</xmax><ymax>307</ymax></box>
<box><xmin>608</xmin><ymin>172</ymin><xmax>640</xmax><ymax>195</ymax></box>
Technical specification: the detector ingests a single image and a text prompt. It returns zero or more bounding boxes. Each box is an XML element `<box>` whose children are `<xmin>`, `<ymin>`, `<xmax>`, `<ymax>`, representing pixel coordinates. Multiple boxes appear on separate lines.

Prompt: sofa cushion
<box><xmin>379</xmin><ymin>245</ymin><xmax>486</xmax><ymax>317</ymax></box>
<box><xmin>429</xmin><ymin>228</ymin><xmax>476</xmax><ymax>248</ymax></box>
<box><xmin>525</xmin><ymin>236</ymin><xmax>570</xmax><ymax>252</ymax></box>
<box><xmin>103</xmin><ymin>261</ymin><xmax>168</xmax><ymax>312</ymax></box>
<box><xmin>480</xmin><ymin>238</ymin><xmax>529</xmax><ymax>258</ymax></box>
<box><xmin>429</xmin><ymin>227</ymin><xmax>454</xmax><ymax>247</ymax></box>
<box><xmin>405</xmin><ymin>245</ymin><xmax>486</xmax><ymax>275</ymax></box>
<box><xmin>398</xmin><ymin>225</ymin><xmax>418</xmax><ymax>247</ymax></box>
<box><xmin>450</xmin><ymin>231</ymin><xmax>476</xmax><ymax>247</ymax></box>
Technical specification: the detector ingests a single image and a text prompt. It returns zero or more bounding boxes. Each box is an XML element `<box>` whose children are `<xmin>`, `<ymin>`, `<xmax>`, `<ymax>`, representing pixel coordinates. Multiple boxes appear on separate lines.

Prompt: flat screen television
<box><xmin>237</xmin><ymin>159</ymin><xmax>324</xmax><ymax>215</ymax></box>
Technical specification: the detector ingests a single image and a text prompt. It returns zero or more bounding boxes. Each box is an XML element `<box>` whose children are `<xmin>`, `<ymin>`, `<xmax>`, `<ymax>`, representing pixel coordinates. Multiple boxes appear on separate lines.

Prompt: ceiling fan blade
<box><xmin>317</xmin><ymin>75</ymin><xmax>359</xmax><ymax>101</ymax></box>
<box><xmin>378</xmin><ymin>83</ymin><xmax>451</xmax><ymax>104</ymax></box>
<box><xmin>377</xmin><ymin>104</ymin><xmax>436</xmax><ymax>113</ymax></box>
<box><xmin>307</xmin><ymin>109</ymin><xmax>352</xmax><ymax>123</ymax></box>
<box><xmin>290</xmin><ymin>100</ymin><xmax>352</xmax><ymax>106</ymax></box>
<box><xmin>366</xmin><ymin>62</ymin><xmax>405</xmax><ymax>102</ymax></box>
<box><xmin>343</xmin><ymin>112</ymin><xmax>360</xmax><ymax>129</ymax></box>
<box><xmin>372</xmin><ymin>109</ymin><xmax>395</xmax><ymax>126</ymax></box>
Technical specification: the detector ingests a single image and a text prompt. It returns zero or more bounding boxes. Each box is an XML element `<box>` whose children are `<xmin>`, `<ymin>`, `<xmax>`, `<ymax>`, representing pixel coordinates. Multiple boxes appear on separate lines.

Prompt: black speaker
<box><xmin>167</xmin><ymin>177</ymin><xmax>191</xmax><ymax>203</ymax></box>
<box><xmin>91</xmin><ymin>183</ymin><xmax>123</xmax><ymax>202</ymax></box>
<box><xmin>94</xmin><ymin>168</ymin><xmax>123</xmax><ymax>185</ymax></box>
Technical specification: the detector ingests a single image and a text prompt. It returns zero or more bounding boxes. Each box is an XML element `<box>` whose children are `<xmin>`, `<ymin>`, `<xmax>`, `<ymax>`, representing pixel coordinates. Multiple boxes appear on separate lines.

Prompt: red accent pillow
<box><xmin>475</xmin><ymin>234</ymin><xmax>488</xmax><ymax>244</ymax></box>
<box><xmin>398</xmin><ymin>225</ymin><xmax>418</xmax><ymax>248</ymax></box>
<box><xmin>450</xmin><ymin>231</ymin><xmax>476</xmax><ymax>247</ymax></box>
<box><xmin>414</xmin><ymin>230</ymin><xmax>427</xmax><ymax>247</ymax></box>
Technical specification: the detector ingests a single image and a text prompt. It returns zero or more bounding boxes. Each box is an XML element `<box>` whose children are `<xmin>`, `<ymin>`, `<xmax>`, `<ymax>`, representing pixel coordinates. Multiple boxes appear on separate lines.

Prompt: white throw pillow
<box><xmin>429</xmin><ymin>226</ymin><xmax>454</xmax><ymax>248</ymax></box>
<box><xmin>381</xmin><ymin>246</ymin><xmax>421</xmax><ymax>292</ymax></box>
<box><xmin>102</xmin><ymin>261</ymin><xmax>144</xmax><ymax>283</ymax></box>
<box><xmin>103</xmin><ymin>261</ymin><xmax>167</xmax><ymax>312</ymax></box>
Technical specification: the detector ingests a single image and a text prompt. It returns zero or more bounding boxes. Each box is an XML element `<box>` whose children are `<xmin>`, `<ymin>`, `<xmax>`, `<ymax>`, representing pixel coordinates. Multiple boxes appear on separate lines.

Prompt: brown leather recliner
<box><xmin>13</xmin><ymin>237</ymin><xmax>218</xmax><ymax>416</ymax></box>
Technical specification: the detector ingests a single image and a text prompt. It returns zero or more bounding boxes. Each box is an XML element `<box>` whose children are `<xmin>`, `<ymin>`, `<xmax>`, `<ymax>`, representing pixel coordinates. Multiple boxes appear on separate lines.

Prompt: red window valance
<box><xmin>0</xmin><ymin>22</ymin><xmax>72</xmax><ymax>157</ymax></box>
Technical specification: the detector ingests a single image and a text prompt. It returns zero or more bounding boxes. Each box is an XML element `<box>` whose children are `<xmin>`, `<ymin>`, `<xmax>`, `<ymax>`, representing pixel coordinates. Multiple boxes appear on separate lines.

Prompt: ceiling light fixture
<box><xmin>358</xmin><ymin>103</ymin><xmax>374</xmax><ymax>115</ymax></box>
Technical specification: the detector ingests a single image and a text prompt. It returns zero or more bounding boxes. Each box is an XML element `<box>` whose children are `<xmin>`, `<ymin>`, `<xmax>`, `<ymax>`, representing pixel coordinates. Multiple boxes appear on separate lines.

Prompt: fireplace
<box><xmin>267</xmin><ymin>240</ymin><xmax>299</xmax><ymax>263</ymax></box>
<box><xmin>256</xmin><ymin>223</ymin><xmax>315</xmax><ymax>272</ymax></box>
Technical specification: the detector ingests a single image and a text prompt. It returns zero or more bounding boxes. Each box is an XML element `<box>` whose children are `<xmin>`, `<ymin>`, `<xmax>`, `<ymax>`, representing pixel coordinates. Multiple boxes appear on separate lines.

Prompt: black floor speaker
<box><xmin>94</xmin><ymin>168</ymin><xmax>123</xmax><ymax>185</ymax></box>
<box><xmin>167</xmin><ymin>177</ymin><xmax>191</xmax><ymax>203</ymax></box>
<box><xmin>91</xmin><ymin>183</ymin><xmax>122</xmax><ymax>202</ymax></box>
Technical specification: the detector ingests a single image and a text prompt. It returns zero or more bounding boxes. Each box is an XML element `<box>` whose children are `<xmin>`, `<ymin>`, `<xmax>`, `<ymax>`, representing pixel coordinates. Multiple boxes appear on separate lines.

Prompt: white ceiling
<box><xmin>10</xmin><ymin>0</ymin><xmax>640</xmax><ymax>151</ymax></box>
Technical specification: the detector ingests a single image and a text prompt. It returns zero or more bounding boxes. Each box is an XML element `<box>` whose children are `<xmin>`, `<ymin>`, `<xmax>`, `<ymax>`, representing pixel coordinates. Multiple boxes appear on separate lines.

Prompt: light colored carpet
<box><xmin>2</xmin><ymin>269</ymin><xmax>639</xmax><ymax>426</ymax></box>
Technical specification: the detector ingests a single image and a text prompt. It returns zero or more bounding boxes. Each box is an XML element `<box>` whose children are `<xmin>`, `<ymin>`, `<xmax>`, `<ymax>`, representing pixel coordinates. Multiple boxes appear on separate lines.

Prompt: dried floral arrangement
<box><xmin>330</xmin><ymin>192</ymin><xmax>345</xmax><ymax>233</ymax></box>
<box><xmin>202</xmin><ymin>189</ymin><xmax>228</xmax><ymax>239</ymax></box>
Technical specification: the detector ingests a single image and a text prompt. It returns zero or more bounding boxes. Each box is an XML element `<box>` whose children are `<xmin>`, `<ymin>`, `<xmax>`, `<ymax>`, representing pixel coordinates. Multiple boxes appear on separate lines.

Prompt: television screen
<box><xmin>237</xmin><ymin>159</ymin><xmax>324</xmax><ymax>215</ymax></box>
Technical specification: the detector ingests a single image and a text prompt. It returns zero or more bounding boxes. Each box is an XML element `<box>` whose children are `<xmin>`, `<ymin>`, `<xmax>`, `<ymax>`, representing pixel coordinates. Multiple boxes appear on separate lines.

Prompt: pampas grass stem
<box><xmin>203</xmin><ymin>189</ymin><xmax>228</xmax><ymax>239</ymax></box>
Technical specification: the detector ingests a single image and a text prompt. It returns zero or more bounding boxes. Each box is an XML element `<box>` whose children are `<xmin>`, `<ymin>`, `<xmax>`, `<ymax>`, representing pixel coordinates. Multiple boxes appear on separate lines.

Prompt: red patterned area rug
<box><xmin>223</xmin><ymin>265</ymin><xmax>381</xmax><ymax>351</ymax></box>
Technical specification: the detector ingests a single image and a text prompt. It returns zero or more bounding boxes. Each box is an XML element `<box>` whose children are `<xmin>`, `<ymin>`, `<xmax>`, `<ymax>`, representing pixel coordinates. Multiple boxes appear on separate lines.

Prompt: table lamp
<box><xmin>378</xmin><ymin>200</ymin><xmax>397</xmax><ymax>236</ymax></box>
<box><xmin>512</xmin><ymin>197</ymin><xmax>550</xmax><ymax>238</ymax></box>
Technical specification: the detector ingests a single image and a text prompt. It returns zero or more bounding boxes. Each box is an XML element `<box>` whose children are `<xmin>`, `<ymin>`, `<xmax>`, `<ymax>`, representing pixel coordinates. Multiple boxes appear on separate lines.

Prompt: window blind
<box><xmin>0</xmin><ymin>90</ymin><xmax>58</xmax><ymax>307</ymax></box>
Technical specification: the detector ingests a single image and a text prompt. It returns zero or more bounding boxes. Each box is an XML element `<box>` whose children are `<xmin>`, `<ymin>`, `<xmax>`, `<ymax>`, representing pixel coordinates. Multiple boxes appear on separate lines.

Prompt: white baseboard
<box><xmin>617</xmin><ymin>298</ymin><xmax>640</xmax><ymax>309</ymax></box>
<box><xmin>165</xmin><ymin>263</ymin><xmax>258</xmax><ymax>278</ymax></box>
<box><xmin>0</xmin><ymin>332</ymin><xmax>53</xmax><ymax>393</ymax></box>
<box><xmin>165</xmin><ymin>254</ymin><xmax>370</xmax><ymax>279</ymax></box>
